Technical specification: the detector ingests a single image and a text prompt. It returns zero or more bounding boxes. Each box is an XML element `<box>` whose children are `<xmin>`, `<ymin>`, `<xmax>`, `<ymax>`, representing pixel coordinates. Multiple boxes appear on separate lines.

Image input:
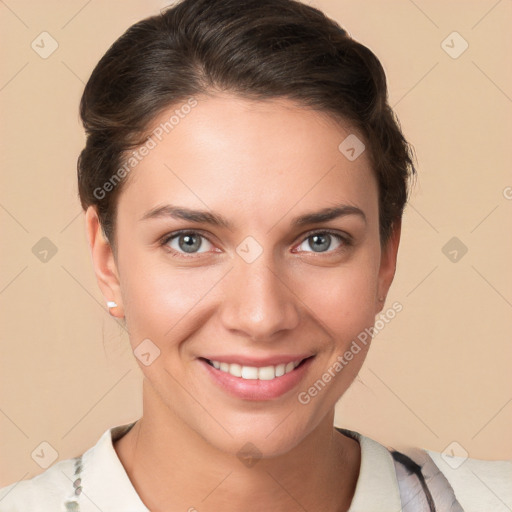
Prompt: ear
<box><xmin>85</xmin><ymin>206</ymin><xmax>124</xmax><ymax>318</ymax></box>
<box><xmin>376</xmin><ymin>218</ymin><xmax>402</xmax><ymax>314</ymax></box>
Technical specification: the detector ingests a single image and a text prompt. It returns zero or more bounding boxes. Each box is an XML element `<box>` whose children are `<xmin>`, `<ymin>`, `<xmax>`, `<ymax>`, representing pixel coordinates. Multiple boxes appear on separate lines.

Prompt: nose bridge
<box><xmin>220</xmin><ymin>244</ymin><xmax>300</xmax><ymax>340</ymax></box>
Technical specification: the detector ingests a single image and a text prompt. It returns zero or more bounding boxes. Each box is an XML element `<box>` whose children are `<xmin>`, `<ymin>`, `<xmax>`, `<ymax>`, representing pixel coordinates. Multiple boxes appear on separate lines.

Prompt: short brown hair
<box><xmin>77</xmin><ymin>0</ymin><xmax>416</xmax><ymax>254</ymax></box>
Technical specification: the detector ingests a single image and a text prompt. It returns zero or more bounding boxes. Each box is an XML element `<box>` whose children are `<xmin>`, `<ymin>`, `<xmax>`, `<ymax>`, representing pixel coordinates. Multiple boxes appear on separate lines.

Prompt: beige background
<box><xmin>1</xmin><ymin>0</ymin><xmax>511</xmax><ymax>488</ymax></box>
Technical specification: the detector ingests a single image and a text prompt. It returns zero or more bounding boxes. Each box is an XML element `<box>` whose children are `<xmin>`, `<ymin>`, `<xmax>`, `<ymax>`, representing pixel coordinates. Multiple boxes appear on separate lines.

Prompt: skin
<box><xmin>85</xmin><ymin>92</ymin><xmax>401</xmax><ymax>511</ymax></box>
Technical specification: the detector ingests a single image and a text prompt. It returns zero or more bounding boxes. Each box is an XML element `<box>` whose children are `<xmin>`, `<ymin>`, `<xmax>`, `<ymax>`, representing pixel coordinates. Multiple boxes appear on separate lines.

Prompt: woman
<box><xmin>0</xmin><ymin>0</ymin><xmax>509</xmax><ymax>510</ymax></box>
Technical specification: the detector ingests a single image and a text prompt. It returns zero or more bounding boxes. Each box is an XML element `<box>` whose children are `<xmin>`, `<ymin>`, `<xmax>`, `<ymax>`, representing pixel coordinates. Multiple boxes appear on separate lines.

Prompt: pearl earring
<box><xmin>106</xmin><ymin>301</ymin><xmax>118</xmax><ymax>308</ymax></box>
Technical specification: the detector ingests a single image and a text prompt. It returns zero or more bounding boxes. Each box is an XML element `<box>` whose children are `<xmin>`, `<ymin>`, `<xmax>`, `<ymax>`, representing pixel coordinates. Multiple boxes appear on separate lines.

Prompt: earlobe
<box><xmin>85</xmin><ymin>206</ymin><xmax>124</xmax><ymax>318</ymax></box>
<box><xmin>376</xmin><ymin>219</ymin><xmax>402</xmax><ymax>314</ymax></box>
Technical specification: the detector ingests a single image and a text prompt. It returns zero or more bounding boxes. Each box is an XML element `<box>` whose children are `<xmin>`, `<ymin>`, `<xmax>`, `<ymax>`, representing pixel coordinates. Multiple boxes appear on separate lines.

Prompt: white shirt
<box><xmin>0</xmin><ymin>422</ymin><xmax>510</xmax><ymax>511</ymax></box>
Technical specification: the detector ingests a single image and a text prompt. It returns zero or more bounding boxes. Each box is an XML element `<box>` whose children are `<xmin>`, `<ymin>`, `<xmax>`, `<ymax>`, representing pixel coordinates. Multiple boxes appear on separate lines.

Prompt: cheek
<box><xmin>119</xmin><ymin>254</ymin><xmax>225</xmax><ymax>345</ymax></box>
<box><xmin>293</xmin><ymin>260</ymin><xmax>379</xmax><ymax>410</ymax></box>
<box><xmin>293</xmin><ymin>256</ymin><xmax>380</xmax><ymax>340</ymax></box>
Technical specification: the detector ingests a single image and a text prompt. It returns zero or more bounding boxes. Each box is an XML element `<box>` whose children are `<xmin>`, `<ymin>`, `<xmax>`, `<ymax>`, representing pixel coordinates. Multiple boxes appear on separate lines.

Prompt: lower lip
<box><xmin>199</xmin><ymin>357</ymin><xmax>314</xmax><ymax>401</ymax></box>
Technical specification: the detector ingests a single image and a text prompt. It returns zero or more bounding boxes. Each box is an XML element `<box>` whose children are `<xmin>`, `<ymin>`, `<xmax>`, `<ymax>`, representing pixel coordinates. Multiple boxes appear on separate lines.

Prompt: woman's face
<box><xmin>87</xmin><ymin>92</ymin><xmax>399</xmax><ymax>456</ymax></box>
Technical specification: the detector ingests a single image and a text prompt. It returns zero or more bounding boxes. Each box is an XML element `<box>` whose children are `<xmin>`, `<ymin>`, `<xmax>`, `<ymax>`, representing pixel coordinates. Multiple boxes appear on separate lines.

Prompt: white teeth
<box><xmin>285</xmin><ymin>361</ymin><xmax>295</xmax><ymax>373</ymax></box>
<box><xmin>229</xmin><ymin>363</ymin><xmax>242</xmax><ymax>377</ymax></box>
<box><xmin>258</xmin><ymin>366</ymin><xmax>275</xmax><ymax>381</ymax></box>
<box><xmin>275</xmin><ymin>364</ymin><xmax>285</xmax><ymax>377</ymax></box>
<box><xmin>241</xmin><ymin>366</ymin><xmax>258</xmax><ymax>379</ymax></box>
<box><xmin>208</xmin><ymin>359</ymin><xmax>303</xmax><ymax>380</ymax></box>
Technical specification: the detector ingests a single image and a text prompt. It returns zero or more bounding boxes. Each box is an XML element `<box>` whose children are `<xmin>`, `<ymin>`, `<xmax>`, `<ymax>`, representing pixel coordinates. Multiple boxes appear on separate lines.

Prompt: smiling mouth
<box><xmin>201</xmin><ymin>357</ymin><xmax>312</xmax><ymax>381</ymax></box>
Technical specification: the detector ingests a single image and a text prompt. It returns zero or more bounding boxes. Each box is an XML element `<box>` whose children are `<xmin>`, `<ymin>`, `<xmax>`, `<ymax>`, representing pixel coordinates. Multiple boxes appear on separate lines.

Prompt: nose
<box><xmin>219</xmin><ymin>255</ymin><xmax>301</xmax><ymax>342</ymax></box>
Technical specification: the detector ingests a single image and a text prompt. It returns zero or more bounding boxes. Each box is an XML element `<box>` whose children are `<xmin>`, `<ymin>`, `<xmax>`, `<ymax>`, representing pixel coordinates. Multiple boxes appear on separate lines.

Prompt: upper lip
<box><xmin>201</xmin><ymin>354</ymin><xmax>314</xmax><ymax>367</ymax></box>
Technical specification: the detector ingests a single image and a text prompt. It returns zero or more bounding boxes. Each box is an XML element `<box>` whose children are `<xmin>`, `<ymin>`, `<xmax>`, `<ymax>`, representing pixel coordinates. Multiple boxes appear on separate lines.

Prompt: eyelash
<box><xmin>159</xmin><ymin>229</ymin><xmax>352</xmax><ymax>259</ymax></box>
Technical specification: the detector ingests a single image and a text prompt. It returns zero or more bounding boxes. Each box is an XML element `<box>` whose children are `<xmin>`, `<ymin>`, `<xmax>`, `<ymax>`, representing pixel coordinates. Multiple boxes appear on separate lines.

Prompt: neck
<box><xmin>114</xmin><ymin>383</ymin><xmax>360</xmax><ymax>512</ymax></box>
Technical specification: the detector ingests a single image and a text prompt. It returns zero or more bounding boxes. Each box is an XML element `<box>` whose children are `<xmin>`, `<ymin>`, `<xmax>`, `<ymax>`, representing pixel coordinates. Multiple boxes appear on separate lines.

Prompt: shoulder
<box><xmin>391</xmin><ymin>444</ymin><xmax>512</xmax><ymax>512</ymax></box>
<box><xmin>0</xmin><ymin>456</ymin><xmax>78</xmax><ymax>511</ymax></box>
<box><xmin>0</xmin><ymin>422</ymin><xmax>139</xmax><ymax>512</ymax></box>
<box><xmin>337</xmin><ymin>426</ymin><xmax>512</xmax><ymax>512</ymax></box>
<box><xmin>426</xmin><ymin>449</ymin><xmax>512</xmax><ymax>512</ymax></box>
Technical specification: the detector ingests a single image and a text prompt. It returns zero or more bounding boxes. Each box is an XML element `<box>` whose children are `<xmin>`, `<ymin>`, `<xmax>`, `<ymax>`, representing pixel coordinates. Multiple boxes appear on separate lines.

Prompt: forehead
<box><xmin>117</xmin><ymin>93</ymin><xmax>378</xmax><ymax>229</ymax></box>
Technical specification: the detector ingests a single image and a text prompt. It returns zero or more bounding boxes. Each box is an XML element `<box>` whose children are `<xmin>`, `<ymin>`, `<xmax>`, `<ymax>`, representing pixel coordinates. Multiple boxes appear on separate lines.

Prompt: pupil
<box><xmin>179</xmin><ymin>234</ymin><xmax>201</xmax><ymax>253</ymax></box>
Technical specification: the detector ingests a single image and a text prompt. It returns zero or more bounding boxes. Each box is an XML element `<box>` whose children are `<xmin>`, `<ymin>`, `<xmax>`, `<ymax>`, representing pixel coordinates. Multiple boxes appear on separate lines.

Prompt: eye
<box><xmin>294</xmin><ymin>230</ymin><xmax>351</xmax><ymax>254</ymax></box>
<box><xmin>161</xmin><ymin>230</ymin><xmax>216</xmax><ymax>257</ymax></box>
<box><xmin>160</xmin><ymin>228</ymin><xmax>351</xmax><ymax>259</ymax></box>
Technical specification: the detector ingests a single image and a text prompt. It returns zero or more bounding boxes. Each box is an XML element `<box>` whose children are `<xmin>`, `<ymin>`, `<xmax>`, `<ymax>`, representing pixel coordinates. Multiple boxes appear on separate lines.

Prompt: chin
<box><xmin>188</xmin><ymin>405</ymin><xmax>326</xmax><ymax>461</ymax></box>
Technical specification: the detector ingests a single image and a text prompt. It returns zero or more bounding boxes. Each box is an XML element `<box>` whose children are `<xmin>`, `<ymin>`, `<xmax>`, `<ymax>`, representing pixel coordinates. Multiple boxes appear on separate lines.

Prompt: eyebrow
<box><xmin>139</xmin><ymin>203</ymin><xmax>366</xmax><ymax>228</ymax></box>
